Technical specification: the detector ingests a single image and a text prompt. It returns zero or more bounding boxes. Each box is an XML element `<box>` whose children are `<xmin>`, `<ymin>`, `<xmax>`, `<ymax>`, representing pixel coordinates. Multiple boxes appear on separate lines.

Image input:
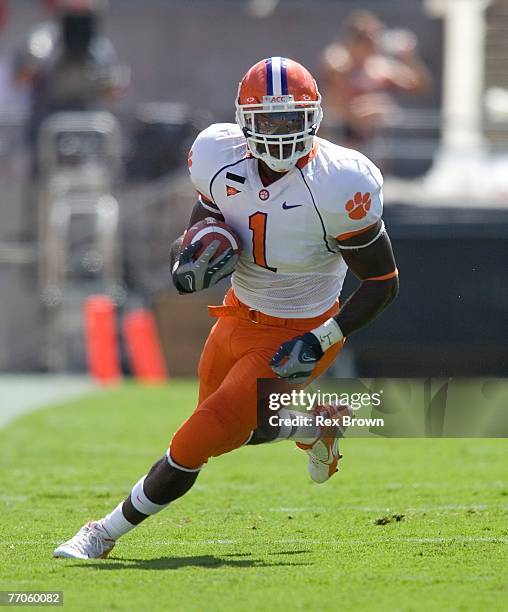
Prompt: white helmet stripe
<box><xmin>271</xmin><ymin>56</ymin><xmax>282</xmax><ymax>96</ymax></box>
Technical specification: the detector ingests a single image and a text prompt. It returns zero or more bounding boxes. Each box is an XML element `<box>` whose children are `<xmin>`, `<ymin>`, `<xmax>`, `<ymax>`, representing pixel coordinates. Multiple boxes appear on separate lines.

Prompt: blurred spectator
<box><xmin>14</xmin><ymin>0</ymin><xmax>129</xmax><ymax>150</ymax></box>
<box><xmin>320</xmin><ymin>10</ymin><xmax>432</xmax><ymax>148</ymax></box>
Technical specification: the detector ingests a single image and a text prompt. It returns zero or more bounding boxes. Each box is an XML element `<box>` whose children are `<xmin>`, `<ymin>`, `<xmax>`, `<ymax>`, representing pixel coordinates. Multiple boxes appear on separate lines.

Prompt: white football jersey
<box><xmin>188</xmin><ymin>123</ymin><xmax>384</xmax><ymax>318</ymax></box>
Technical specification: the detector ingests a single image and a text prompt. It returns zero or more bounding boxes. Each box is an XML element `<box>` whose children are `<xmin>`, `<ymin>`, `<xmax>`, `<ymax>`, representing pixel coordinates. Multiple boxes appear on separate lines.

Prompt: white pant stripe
<box><xmin>166</xmin><ymin>449</ymin><xmax>203</xmax><ymax>473</ymax></box>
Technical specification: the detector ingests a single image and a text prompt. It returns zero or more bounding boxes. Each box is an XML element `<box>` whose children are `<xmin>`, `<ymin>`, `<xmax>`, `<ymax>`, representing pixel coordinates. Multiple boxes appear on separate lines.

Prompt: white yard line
<box><xmin>268</xmin><ymin>504</ymin><xmax>508</xmax><ymax>513</ymax></box>
<box><xmin>2</xmin><ymin>536</ymin><xmax>507</xmax><ymax>548</ymax></box>
<box><xmin>147</xmin><ymin>536</ymin><xmax>508</xmax><ymax>546</ymax></box>
<box><xmin>0</xmin><ymin>375</ymin><xmax>95</xmax><ymax>429</ymax></box>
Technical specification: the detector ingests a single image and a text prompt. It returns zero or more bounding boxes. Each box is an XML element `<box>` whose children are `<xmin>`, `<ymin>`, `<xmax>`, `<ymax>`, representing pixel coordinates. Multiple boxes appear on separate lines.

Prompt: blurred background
<box><xmin>0</xmin><ymin>0</ymin><xmax>507</xmax><ymax>380</ymax></box>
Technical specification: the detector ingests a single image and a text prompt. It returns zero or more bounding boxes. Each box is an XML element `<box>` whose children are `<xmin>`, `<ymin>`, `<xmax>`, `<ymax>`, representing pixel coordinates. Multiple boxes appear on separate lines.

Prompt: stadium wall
<box><xmin>3</xmin><ymin>0</ymin><xmax>443</xmax><ymax>118</ymax></box>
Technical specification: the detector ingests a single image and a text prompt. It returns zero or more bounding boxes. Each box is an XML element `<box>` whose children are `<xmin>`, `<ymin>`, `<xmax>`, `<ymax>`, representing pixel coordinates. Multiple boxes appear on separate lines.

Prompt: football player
<box><xmin>54</xmin><ymin>57</ymin><xmax>398</xmax><ymax>559</ymax></box>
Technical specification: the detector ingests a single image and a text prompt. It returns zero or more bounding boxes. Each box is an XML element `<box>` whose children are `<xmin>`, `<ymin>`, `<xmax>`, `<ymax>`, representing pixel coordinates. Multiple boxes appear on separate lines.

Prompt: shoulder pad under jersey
<box><xmin>188</xmin><ymin>123</ymin><xmax>246</xmax><ymax>203</ymax></box>
<box><xmin>312</xmin><ymin>140</ymin><xmax>384</xmax><ymax>241</ymax></box>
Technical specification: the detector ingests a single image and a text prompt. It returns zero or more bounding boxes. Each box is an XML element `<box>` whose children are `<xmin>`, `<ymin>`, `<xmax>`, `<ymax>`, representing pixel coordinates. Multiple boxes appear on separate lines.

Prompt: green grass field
<box><xmin>1</xmin><ymin>381</ymin><xmax>507</xmax><ymax>611</ymax></box>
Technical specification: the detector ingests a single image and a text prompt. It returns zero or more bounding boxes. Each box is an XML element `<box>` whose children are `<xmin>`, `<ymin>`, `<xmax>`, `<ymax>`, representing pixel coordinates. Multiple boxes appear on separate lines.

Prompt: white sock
<box><xmin>276</xmin><ymin>408</ymin><xmax>320</xmax><ymax>444</ymax></box>
<box><xmin>98</xmin><ymin>471</ymin><xmax>171</xmax><ymax>541</ymax></box>
<box><xmin>275</xmin><ymin>404</ymin><xmax>352</xmax><ymax>445</ymax></box>
<box><xmin>98</xmin><ymin>502</ymin><xmax>136</xmax><ymax>540</ymax></box>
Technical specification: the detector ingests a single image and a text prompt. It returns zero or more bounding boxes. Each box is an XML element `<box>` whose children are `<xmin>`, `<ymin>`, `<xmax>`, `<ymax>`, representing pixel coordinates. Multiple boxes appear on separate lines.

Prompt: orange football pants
<box><xmin>170</xmin><ymin>289</ymin><xmax>343</xmax><ymax>469</ymax></box>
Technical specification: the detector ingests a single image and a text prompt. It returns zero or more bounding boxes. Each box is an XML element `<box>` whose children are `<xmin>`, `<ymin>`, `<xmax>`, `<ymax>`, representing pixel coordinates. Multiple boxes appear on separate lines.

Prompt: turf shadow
<box><xmin>222</xmin><ymin>549</ymin><xmax>310</xmax><ymax>558</ymax></box>
<box><xmin>76</xmin><ymin>554</ymin><xmax>310</xmax><ymax>570</ymax></box>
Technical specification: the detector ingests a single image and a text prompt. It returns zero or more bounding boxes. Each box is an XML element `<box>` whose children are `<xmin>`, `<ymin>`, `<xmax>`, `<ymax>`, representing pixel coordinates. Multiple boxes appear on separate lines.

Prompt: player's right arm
<box><xmin>170</xmin><ymin>198</ymin><xmax>236</xmax><ymax>295</ymax></box>
<box><xmin>170</xmin><ymin>127</ymin><xmax>236</xmax><ymax>294</ymax></box>
<box><xmin>169</xmin><ymin>194</ymin><xmax>224</xmax><ymax>272</ymax></box>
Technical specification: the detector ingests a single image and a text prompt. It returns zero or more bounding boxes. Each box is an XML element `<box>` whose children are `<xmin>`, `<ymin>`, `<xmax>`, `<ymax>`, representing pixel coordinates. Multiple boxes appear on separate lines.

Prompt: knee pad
<box><xmin>171</xmin><ymin>406</ymin><xmax>252</xmax><ymax>466</ymax></box>
<box><xmin>170</xmin><ymin>408</ymin><xmax>228</xmax><ymax>468</ymax></box>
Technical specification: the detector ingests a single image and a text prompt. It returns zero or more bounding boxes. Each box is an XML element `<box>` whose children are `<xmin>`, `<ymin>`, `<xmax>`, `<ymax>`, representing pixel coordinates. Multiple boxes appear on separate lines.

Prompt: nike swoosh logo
<box><xmin>301</xmin><ymin>353</ymin><xmax>316</xmax><ymax>362</ymax></box>
<box><xmin>185</xmin><ymin>274</ymin><xmax>193</xmax><ymax>291</ymax></box>
<box><xmin>282</xmin><ymin>202</ymin><xmax>303</xmax><ymax>210</ymax></box>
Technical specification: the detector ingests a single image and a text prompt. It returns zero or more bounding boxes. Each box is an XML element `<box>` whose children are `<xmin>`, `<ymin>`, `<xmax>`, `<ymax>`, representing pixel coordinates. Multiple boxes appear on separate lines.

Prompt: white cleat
<box><xmin>296</xmin><ymin>404</ymin><xmax>351</xmax><ymax>484</ymax></box>
<box><xmin>53</xmin><ymin>521</ymin><xmax>115</xmax><ymax>559</ymax></box>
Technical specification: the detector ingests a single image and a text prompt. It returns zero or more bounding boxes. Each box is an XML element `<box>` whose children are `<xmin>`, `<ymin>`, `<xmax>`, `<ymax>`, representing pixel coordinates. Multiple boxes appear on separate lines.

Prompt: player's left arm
<box><xmin>270</xmin><ymin>222</ymin><xmax>398</xmax><ymax>381</ymax></box>
<box><xmin>271</xmin><ymin>149</ymin><xmax>398</xmax><ymax>381</ymax></box>
<box><xmin>332</xmin><ymin>220</ymin><xmax>399</xmax><ymax>337</ymax></box>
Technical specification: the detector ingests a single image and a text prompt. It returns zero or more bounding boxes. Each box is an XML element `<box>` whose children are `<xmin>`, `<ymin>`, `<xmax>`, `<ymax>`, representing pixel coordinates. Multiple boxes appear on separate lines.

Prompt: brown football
<box><xmin>182</xmin><ymin>218</ymin><xmax>242</xmax><ymax>259</ymax></box>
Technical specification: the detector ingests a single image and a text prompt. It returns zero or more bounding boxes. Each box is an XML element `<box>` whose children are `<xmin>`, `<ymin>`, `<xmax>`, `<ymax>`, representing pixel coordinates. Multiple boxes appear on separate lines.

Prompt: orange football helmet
<box><xmin>235</xmin><ymin>57</ymin><xmax>322</xmax><ymax>172</ymax></box>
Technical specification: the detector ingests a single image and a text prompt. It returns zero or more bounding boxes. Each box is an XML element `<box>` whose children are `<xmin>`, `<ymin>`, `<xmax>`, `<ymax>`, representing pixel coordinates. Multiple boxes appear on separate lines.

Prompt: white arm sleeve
<box><xmin>321</xmin><ymin>157</ymin><xmax>384</xmax><ymax>245</ymax></box>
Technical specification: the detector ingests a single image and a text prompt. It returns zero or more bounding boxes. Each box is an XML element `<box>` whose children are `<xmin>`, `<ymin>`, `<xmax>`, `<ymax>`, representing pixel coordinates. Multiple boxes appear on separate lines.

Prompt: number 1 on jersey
<box><xmin>248</xmin><ymin>212</ymin><xmax>277</xmax><ymax>272</ymax></box>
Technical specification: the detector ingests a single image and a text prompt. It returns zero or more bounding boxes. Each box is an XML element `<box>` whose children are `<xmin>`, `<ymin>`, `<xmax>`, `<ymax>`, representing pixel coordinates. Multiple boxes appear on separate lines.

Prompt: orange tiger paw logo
<box><xmin>345</xmin><ymin>192</ymin><xmax>371</xmax><ymax>220</ymax></box>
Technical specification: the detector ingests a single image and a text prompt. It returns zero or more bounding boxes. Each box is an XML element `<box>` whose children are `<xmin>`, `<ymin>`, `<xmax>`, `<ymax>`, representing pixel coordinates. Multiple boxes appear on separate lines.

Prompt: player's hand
<box><xmin>270</xmin><ymin>332</ymin><xmax>324</xmax><ymax>383</ymax></box>
<box><xmin>172</xmin><ymin>239</ymin><xmax>238</xmax><ymax>294</ymax></box>
<box><xmin>270</xmin><ymin>319</ymin><xmax>344</xmax><ymax>383</ymax></box>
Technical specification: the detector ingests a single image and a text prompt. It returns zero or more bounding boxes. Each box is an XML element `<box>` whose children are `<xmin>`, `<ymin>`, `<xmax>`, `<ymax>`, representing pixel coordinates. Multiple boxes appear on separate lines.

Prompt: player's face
<box><xmin>254</xmin><ymin>112</ymin><xmax>305</xmax><ymax>136</ymax></box>
<box><xmin>252</xmin><ymin>111</ymin><xmax>306</xmax><ymax>158</ymax></box>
